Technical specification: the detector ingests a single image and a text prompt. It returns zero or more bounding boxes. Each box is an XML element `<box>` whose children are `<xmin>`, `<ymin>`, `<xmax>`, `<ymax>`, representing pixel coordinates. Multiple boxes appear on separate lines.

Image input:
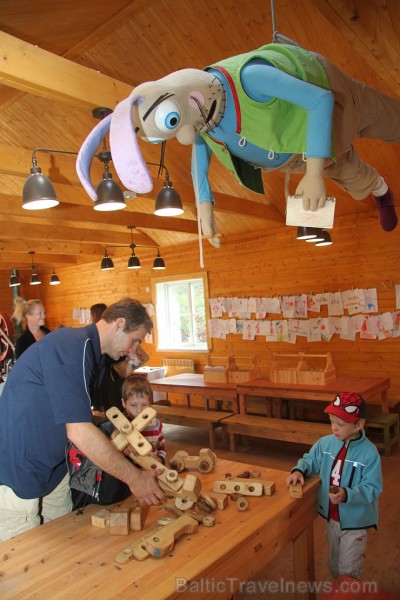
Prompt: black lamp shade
<box><xmin>101</xmin><ymin>255</ymin><xmax>114</xmax><ymax>270</ymax></box>
<box><xmin>94</xmin><ymin>173</ymin><xmax>126</xmax><ymax>211</ymax></box>
<box><xmin>315</xmin><ymin>230</ymin><xmax>333</xmax><ymax>246</ymax></box>
<box><xmin>154</xmin><ymin>180</ymin><xmax>184</xmax><ymax>216</ymax></box>
<box><xmin>152</xmin><ymin>255</ymin><xmax>166</xmax><ymax>270</ymax></box>
<box><xmin>50</xmin><ymin>271</ymin><xmax>61</xmax><ymax>285</ymax></box>
<box><xmin>296</xmin><ymin>226</ymin><xmax>318</xmax><ymax>240</ymax></box>
<box><xmin>305</xmin><ymin>229</ymin><xmax>326</xmax><ymax>243</ymax></box>
<box><xmin>23</xmin><ymin>167</ymin><xmax>59</xmax><ymax>210</ymax></box>
<box><xmin>128</xmin><ymin>254</ymin><xmax>141</xmax><ymax>269</ymax></box>
<box><xmin>9</xmin><ymin>274</ymin><xmax>20</xmax><ymax>287</ymax></box>
<box><xmin>30</xmin><ymin>271</ymin><xmax>41</xmax><ymax>285</ymax></box>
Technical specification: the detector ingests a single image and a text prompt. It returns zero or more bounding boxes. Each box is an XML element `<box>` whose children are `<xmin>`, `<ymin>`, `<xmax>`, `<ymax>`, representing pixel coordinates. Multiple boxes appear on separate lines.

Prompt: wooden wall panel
<box><xmin>5</xmin><ymin>212</ymin><xmax>400</xmax><ymax>405</ymax></box>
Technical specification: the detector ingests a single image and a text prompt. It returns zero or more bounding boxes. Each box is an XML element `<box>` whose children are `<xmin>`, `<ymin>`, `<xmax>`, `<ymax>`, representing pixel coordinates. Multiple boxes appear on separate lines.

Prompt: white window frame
<box><xmin>151</xmin><ymin>271</ymin><xmax>211</xmax><ymax>352</ymax></box>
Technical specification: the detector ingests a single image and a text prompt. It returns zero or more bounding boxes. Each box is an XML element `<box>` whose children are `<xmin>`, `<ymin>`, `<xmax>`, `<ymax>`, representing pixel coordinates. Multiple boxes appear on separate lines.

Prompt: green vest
<box><xmin>201</xmin><ymin>44</ymin><xmax>332</xmax><ymax>192</ymax></box>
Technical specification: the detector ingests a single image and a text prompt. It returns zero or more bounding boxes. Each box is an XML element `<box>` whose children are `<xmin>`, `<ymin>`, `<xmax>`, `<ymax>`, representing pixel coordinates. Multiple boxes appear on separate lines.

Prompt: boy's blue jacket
<box><xmin>292</xmin><ymin>430</ymin><xmax>382</xmax><ymax>530</ymax></box>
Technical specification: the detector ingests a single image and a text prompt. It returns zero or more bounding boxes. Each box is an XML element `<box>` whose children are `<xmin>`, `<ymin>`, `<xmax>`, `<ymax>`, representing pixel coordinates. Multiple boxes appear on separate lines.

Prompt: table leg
<box><xmin>381</xmin><ymin>390</ymin><xmax>389</xmax><ymax>413</ymax></box>
<box><xmin>239</xmin><ymin>393</ymin><xmax>246</xmax><ymax>414</ymax></box>
<box><xmin>293</xmin><ymin>524</ymin><xmax>316</xmax><ymax>600</ymax></box>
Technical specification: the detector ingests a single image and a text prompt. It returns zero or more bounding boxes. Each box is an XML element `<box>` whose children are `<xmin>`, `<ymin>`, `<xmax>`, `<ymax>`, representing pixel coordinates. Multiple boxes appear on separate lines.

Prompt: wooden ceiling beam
<box><xmin>0</xmin><ymin>221</ymin><xmax>144</xmax><ymax>246</ymax></box>
<box><xmin>0</xmin><ymin>195</ymin><xmax>198</xmax><ymax>235</ymax></box>
<box><xmin>0</xmin><ymin>32</ymin><xmax>132</xmax><ymax>109</ymax></box>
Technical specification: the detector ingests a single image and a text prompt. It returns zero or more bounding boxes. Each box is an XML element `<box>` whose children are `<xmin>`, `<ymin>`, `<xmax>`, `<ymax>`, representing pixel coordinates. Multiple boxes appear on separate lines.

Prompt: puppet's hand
<box><xmin>199</xmin><ymin>201</ymin><xmax>221</xmax><ymax>248</ymax></box>
<box><xmin>295</xmin><ymin>157</ymin><xmax>327</xmax><ymax>211</ymax></box>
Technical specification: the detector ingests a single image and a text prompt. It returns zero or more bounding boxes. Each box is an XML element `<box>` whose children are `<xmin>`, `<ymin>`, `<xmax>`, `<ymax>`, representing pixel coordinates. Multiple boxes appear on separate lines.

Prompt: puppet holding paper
<box><xmin>77</xmin><ymin>43</ymin><xmax>399</xmax><ymax>247</ymax></box>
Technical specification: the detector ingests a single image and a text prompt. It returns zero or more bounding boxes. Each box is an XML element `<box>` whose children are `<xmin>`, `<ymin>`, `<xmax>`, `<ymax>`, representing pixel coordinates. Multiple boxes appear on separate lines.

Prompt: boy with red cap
<box><xmin>286</xmin><ymin>392</ymin><xmax>382</xmax><ymax>580</ymax></box>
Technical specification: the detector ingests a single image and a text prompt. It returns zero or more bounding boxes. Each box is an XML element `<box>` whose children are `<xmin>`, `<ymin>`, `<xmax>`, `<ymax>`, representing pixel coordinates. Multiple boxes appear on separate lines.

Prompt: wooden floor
<box><xmin>163</xmin><ymin>423</ymin><xmax>400</xmax><ymax>599</ymax></box>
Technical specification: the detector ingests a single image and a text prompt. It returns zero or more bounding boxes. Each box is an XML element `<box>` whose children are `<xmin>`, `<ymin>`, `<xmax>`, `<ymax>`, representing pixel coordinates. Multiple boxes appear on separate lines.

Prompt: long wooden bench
<box><xmin>154</xmin><ymin>405</ymin><xmax>229</xmax><ymax>448</ymax></box>
<box><xmin>223</xmin><ymin>414</ymin><xmax>331</xmax><ymax>452</ymax></box>
<box><xmin>365</xmin><ymin>413</ymin><xmax>399</xmax><ymax>456</ymax></box>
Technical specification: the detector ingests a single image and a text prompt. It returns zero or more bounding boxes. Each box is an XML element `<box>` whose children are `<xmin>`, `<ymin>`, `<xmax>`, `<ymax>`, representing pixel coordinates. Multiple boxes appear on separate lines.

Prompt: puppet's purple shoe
<box><xmin>374</xmin><ymin>188</ymin><xmax>398</xmax><ymax>231</ymax></box>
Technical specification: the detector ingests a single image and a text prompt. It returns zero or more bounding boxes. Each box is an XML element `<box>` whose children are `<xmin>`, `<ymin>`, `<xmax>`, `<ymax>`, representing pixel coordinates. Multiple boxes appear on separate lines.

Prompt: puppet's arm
<box><xmin>192</xmin><ymin>136</ymin><xmax>220</xmax><ymax>247</ymax></box>
<box><xmin>241</xmin><ymin>62</ymin><xmax>334</xmax><ymax>211</ymax></box>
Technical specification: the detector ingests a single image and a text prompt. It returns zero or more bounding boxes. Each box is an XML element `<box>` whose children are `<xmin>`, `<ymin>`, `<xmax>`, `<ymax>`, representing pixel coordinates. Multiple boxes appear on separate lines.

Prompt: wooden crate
<box><xmin>204</xmin><ymin>355</ymin><xmax>260</xmax><ymax>384</ymax></box>
<box><xmin>271</xmin><ymin>352</ymin><xmax>336</xmax><ymax>385</ymax></box>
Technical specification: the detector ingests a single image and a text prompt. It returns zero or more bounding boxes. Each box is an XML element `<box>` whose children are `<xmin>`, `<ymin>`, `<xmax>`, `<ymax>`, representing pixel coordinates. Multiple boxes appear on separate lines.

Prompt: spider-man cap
<box><xmin>324</xmin><ymin>392</ymin><xmax>367</xmax><ymax>423</ymax></box>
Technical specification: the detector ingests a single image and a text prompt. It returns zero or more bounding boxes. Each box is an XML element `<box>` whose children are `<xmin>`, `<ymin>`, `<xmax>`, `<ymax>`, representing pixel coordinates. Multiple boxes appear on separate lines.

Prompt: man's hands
<box><xmin>129</xmin><ymin>468</ymin><xmax>165</xmax><ymax>506</ymax></box>
<box><xmin>295</xmin><ymin>157</ymin><xmax>327</xmax><ymax>211</ymax></box>
<box><xmin>199</xmin><ymin>201</ymin><xmax>221</xmax><ymax>248</ymax></box>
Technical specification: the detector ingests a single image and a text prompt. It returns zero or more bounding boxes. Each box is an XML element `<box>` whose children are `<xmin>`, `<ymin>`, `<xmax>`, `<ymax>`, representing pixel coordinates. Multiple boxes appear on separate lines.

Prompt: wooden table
<box><xmin>0</xmin><ymin>459</ymin><xmax>319</xmax><ymax>600</ymax></box>
<box><xmin>237</xmin><ymin>376</ymin><xmax>391</xmax><ymax>415</ymax></box>
<box><xmin>150</xmin><ymin>373</ymin><xmax>239</xmax><ymax>413</ymax></box>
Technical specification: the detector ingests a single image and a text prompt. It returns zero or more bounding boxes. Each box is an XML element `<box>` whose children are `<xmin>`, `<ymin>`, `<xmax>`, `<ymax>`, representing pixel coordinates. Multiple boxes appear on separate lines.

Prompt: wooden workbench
<box><xmin>150</xmin><ymin>373</ymin><xmax>239</xmax><ymax>412</ymax></box>
<box><xmin>237</xmin><ymin>376</ymin><xmax>391</xmax><ymax>415</ymax></box>
<box><xmin>0</xmin><ymin>459</ymin><xmax>319</xmax><ymax>600</ymax></box>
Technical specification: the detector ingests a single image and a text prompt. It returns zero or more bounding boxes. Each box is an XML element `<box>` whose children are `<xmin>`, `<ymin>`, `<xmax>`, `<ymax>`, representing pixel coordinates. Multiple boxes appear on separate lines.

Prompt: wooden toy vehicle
<box><xmin>169</xmin><ymin>449</ymin><xmax>217</xmax><ymax>474</ymax></box>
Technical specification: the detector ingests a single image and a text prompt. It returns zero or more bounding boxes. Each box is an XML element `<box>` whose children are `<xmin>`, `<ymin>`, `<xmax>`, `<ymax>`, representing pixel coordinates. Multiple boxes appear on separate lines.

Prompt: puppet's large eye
<box><xmin>154</xmin><ymin>100</ymin><xmax>181</xmax><ymax>132</ymax></box>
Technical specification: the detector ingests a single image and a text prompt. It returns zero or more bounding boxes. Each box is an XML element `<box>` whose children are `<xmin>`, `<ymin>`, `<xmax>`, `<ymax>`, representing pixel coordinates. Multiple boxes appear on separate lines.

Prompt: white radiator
<box><xmin>161</xmin><ymin>358</ymin><xmax>195</xmax><ymax>376</ymax></box>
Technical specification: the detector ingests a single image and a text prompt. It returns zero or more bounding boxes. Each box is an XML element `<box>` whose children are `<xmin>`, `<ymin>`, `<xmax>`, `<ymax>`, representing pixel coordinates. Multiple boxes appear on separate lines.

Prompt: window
<box><xmin>152</xmin><ymin>272</ymin><xmax>210</xmax><ymax>351</ymax></box>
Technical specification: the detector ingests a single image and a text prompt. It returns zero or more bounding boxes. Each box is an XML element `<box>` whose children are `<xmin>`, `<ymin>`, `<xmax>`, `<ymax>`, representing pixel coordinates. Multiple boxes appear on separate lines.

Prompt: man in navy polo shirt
<box><xmin>0</xmin><ymin>297</ymin><xmax>164</xmax><ymax>541</ymax></box>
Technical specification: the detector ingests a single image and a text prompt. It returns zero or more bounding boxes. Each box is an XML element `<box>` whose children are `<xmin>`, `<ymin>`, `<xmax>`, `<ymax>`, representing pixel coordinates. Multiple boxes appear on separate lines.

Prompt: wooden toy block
<box><xmin>91</xmin><ymin>508</ymin><xmax>110</xmax><ymax>528</ymax></box>
<box><xmin>226</xmin><ymin>476</ymin><xmax>275</xmax><ymax>496</ymax></box>
<box><xmin>213</xmin><ymin>479</ymin><xmax>263</xmax><ymax>496</ymax></box>
<box><xmin>110</xmin><ymin>430</ymin><xmax>129</xmax><ymax>451</ymax></box>
<box><xmin>181</xmin><ymin>473</ymin><xmax>202</xmax><ymax>500</ymax></box>
<box><xmin>130</xmin><ymin>503</ymin><xmax>150</xmax><ymax>531</ymax></box>
<box><xmin>145</xmin><ymin>514</ymin><xmax>199</xmax><ymax>558</ymax></box>
<box><xmin>106</xmin><ymin>406</ymin><xmax>153</xmax><ymax>455</ymax></box>
<box><xmin>205</xmin><ymin>491</ymin><xmax>228</xmax><ymax>509</ymax></box>
<box><xmin>289</xmin><ymin>483</ymin><xmax>303</xmax><ymax>499</ymax></box>
<box><xmin>110</xmin><ymin>507</ymin><xmax>131</xmax><ymax>535</ymax></box>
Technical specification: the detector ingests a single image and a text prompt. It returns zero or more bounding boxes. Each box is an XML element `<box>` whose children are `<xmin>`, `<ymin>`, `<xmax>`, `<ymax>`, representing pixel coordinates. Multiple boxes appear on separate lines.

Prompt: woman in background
<box><xmin>12</xmin><ymin>298</ymin><xmax>50</xmax><ymax>359</ymax></box>
<box><xmin>90</xmin><ymin>303</ymin><xmax>107</xmax><ymax>324</ymax></box>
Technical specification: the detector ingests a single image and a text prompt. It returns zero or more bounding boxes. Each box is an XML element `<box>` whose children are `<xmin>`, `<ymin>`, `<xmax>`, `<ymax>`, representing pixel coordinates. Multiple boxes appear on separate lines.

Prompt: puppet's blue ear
<box><xmin>76</xmin><ymin>114</ymin><xmax>113</xmax><ymax>201</ymax></box>
<box><xmin>109</xmin><ymin>93</ymin><xmax>153</xmax><ymax>194</ymax></box>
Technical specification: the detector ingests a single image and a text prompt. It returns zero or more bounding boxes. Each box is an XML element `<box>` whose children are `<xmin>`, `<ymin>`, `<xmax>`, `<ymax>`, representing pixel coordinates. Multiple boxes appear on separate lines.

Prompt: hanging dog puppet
<box><xmin>77</xmin><ymin>43</ymin><xmax>399</xmax><ymax>247</ymax></box>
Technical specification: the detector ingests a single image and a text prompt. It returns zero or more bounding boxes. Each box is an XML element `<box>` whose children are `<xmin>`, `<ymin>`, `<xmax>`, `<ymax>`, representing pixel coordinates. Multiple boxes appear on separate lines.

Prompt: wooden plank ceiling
<box><xmin>0</xmin><ymin>0</ymin><xmax>399</xmax><ymax>271</ymax></box>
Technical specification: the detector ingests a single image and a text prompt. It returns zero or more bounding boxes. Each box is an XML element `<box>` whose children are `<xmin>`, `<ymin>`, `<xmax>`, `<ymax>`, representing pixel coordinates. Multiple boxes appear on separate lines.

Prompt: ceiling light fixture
<box><xmin>315</xmin><ymin>230</ymin><xmax>333</xmax><ymax>246</ymax></box>
<box><xmin>22</xmin><ymin>107</ymin><xmax>126</xmax><ymax>212</ymax></box>
<box><xmin>151</xmin><ymin>141</ymin><xmax>184</xmax><ymax>217</ymax></box>
<box><xmin>8</xmin><ymin>252</ymin><xmax>61</xmax><ymax>287</ymax></box>
<box><xmin>100</xmin><ymin>225</ymin><xmax>166</xmax><ymax>271</ymax></box>
<box><xmin>296</xmin><ymin>226</ymin><xmax>318</xmax><ymax>240</ymax></box>
<box><xmin>305</xmin><ymin>230</ymin><xmax>326</xmax><ymax>243</ymax></box>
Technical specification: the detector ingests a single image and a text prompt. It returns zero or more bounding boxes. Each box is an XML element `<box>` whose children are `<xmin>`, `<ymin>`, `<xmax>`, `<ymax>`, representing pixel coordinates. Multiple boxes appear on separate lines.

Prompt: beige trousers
<box><xmin>0</xmin><ymin>472</ymin><xmax>73</xmax><ymax>542</ymax></box>
<box><xmin>326</xmin><ymin>519</ymin><xmax>368</xmax><ymax>580</ymax></box>
<box><xmin>291</xmin><ymin>54</ymin><xmax>400</xmax><ymax>199</ymax></box>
